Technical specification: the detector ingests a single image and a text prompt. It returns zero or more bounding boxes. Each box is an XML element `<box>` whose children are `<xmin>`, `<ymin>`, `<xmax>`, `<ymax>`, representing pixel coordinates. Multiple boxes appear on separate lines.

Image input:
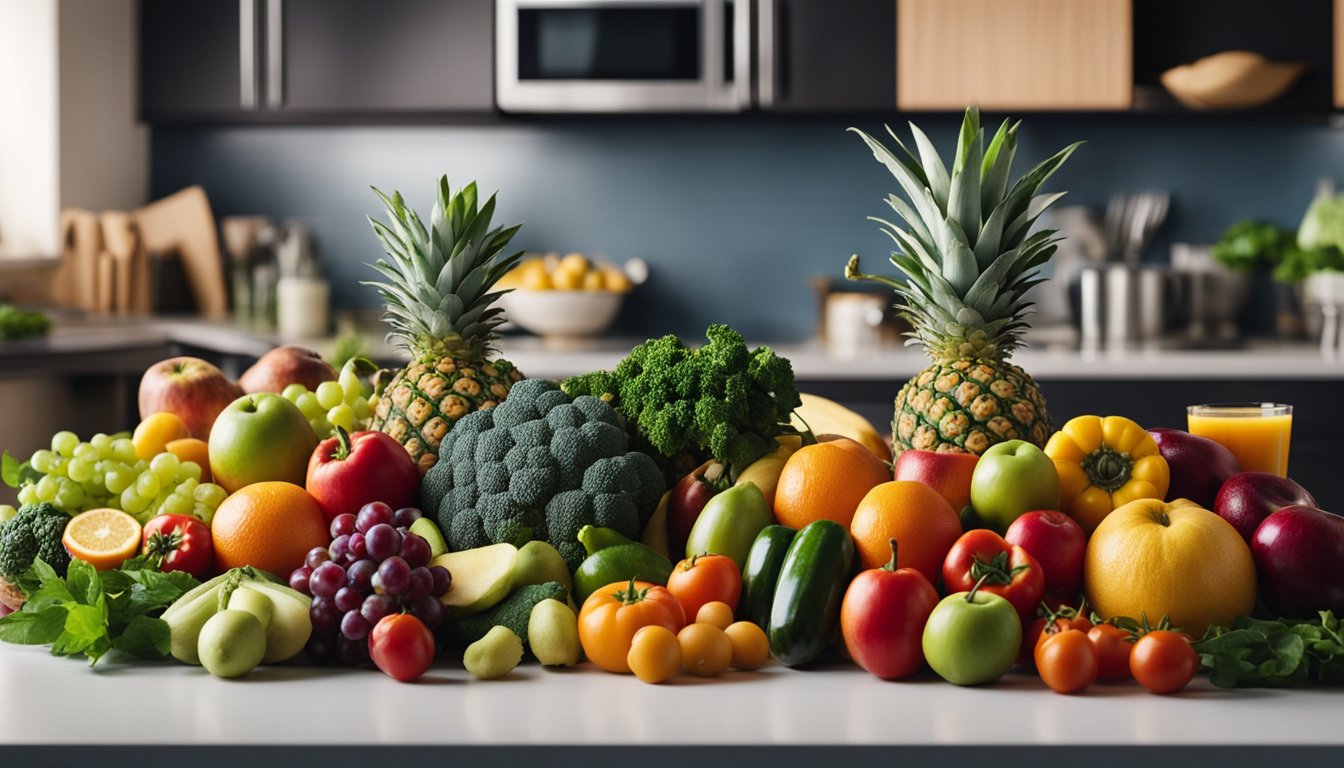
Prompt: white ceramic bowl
<box><xmin>500</xmin><ymin>290</ymin><xmax>624</xmax><ymax>338</ymax></box>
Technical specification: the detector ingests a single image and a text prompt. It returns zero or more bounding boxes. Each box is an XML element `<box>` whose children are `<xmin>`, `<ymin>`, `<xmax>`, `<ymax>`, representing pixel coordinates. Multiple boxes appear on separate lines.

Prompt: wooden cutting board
<box><xmin>56</xmin><ymin>209</ymin><xmax>103</xmax><ymax>311</ymax></box>
<box><xmin>134</xmin><ymin>186</ymin><xmax>228</xmax><ymax>317</ymax></box>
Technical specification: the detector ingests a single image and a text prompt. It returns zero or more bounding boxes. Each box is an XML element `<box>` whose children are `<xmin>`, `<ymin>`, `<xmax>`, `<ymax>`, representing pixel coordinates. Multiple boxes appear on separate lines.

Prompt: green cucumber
<box><xmin>738</xmin><ymin>525</ymin><xmax>797</xmax><ymax>629</ymax></box>
<box><xmin>767</xmin><ymin>519</ymin><xmax>855</xmax><ymax>668</ymax></box>
<box><xmin>573</xmin><ymin>543</ymin><xmax>673</xmax><ymax>604</ymax></box>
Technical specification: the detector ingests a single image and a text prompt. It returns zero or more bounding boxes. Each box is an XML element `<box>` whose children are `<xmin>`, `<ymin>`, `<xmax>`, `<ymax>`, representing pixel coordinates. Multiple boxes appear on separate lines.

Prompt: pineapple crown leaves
<box><xmin>361</xmin><ymin>176</ymin><xmax>524</xmax><ymax>360</ymax></box>
<box><xmin>846</xmin><ymin>107</ymin><xmax>1082</xmax><ymax>361</ymax></box>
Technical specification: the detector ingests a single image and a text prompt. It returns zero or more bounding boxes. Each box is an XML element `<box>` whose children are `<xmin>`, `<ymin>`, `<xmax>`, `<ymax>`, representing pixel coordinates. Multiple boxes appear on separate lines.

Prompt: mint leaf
<box><xmin>1</xmin><ymin>451</ymin><xmax>19</xmax><ymax>488</ymax></box>
<box><xmin>0</xmin><ymin>606</ymin><xmax>67</xmax><ymax>644</ymax></box>
<box><xmin>24</xmin><ymin>562</ymin><xmax>75</xmax><ymax>613</ymax></box>
<box><xmin>51</xmin><ymin>602</ymin><xmax>107</xmax><ymax>657</ymax></box>
<box><xmin>110</xmin><ymin>616</ymin><xmax>172</xmax><ymax>659</ymax></box>
<box><xmin>65</xmin><ymin>559</ymin><xmax>102</xmax><ymax>606</ymax></box>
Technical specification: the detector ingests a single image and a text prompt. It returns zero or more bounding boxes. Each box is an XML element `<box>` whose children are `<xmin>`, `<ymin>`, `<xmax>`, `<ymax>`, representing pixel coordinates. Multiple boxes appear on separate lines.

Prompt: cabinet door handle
<box><xmin>756</xmin><ymin>0</ymin><xmax>775</xmax><ymax>108</ymax></box>
<box><xmin>266</xmin><ymin>0</ymin><xmax>284</xmax><ymax>108</ymax></box>
<box><xmin>239</xmin><ymin>0</ymin><xmax>258</xmax><ymax>109</ymax></box>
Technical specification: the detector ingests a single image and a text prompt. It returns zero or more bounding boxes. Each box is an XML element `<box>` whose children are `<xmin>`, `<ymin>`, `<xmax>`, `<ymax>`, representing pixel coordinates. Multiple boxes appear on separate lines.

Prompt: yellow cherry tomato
<box><xmin>678</xmin><ymin>623</ymin><xmax>732</xmax><ymax>677</ymax></box>
<box><xmin>627</xmin><ymin>625</ymin><xmax>682</xmax><ymax>684</ymax></box>
<box><xmin>724</xmin><ymin>621</ymin><xmax>770</xmax><ymax>670</ymax></box>
<box><xmin>695</xmin><ymin>601</ymin><xmax>735</xmax><ymax>630</ymax></box>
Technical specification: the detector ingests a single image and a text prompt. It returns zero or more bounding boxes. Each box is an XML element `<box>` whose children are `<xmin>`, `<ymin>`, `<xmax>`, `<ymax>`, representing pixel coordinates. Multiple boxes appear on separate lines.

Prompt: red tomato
<box><xmin>1035</xmin><ymin>628</ymin><xmax>1098</xmax><ymax>694</ymax></box>
<box><xmin>1130</xmin><ymin>630</ymin><xmax>1197</xmax><ymax>694</ymax></box>
<box><xmin>1088</xmin><ymin>624</ymin><xmax>1134</xmax><ymax>681</ymax></box>
<box><xmin>369</xmin><ymin>613</ymin><xmax>436</xmax><ymax>682</ymax></box>
<box><xmin>942</xmin><ymin>529</ymin><xmax>1045</xmax><ymax>622</ymax></box>
<box><xmin>141</xmin><ymin>514</ymin><xmax>215</xmax><ymax>578</ymax></box>
<box><xmin>1022</xmin><ymin>610</ymin><xmax>1092</xmax><ymax>665</ymax></box>
<box><xmin>306</xmin><ymin>429</ymin><xmax>420</xmax><ymax>525</ymax></box>
<box><xmin>840</xmin><ymin>539</ymin><xmax>939</xmax><ymax>680</ymax></box>
<box><xmin>666</xmin><ymin>553</ymin><xmax>742</xmax><ymax>619</ymax></box>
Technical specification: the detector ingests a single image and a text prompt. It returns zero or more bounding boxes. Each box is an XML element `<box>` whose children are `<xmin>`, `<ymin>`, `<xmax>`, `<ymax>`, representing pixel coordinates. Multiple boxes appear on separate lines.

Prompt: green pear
<box><xmin>509</xmin><ymin>541</ymin><xmax>573</xmax><ymax>595</ymax></box>
<box><xmin>432</xmin><ymin>542</ymin><xmax>518</xmax><ymax>618</ymax></box>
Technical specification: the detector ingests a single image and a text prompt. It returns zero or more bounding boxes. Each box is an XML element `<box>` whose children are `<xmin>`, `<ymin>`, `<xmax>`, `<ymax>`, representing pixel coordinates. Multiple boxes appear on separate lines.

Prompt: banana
<box><xmin>791</xmin><ymin>393</ymin><xmax>891</xmax><ymax>462</ymax></box>
<box><xmin>734</xmin><ymin>438</ymin><xmax>802</xmax><ymax>512</ymax></box>
<box><xmin>639</xmin><ymin>491</ymin><xmax>671</xmax><ymax>559</ymax></box>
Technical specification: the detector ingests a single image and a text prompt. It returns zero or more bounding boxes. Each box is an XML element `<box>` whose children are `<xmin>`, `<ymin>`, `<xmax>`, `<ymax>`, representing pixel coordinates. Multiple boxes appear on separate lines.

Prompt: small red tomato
<box><xmin>1022</xmin><ymin>610</ymin><xmax>1092</xmax><ymax>665</ymax></box>
<box><xmin>1130</xmin><ymin>630</ymin><xmax>1197</xmax><ymax>694</ymax></box>
<box><xmin>1088</xmin><ymin>624</ymin><xmax>1134</xmax><ymax>681</ymax></box>
<box><xmin>369</xmin><ymin>613</ymin><xmax>436</xmax><ymax>682</ymax></box>
<box><xmin>942</xmin><ymin>529</ymin><xmax>1045</xmax><ymax>623</ymax></box>
<box><xmin>142</xmin><ymin>514</ymin><xmax>214</xmax><ymax>578</ymax></box>
<box><xmin>666</xmin><ymin>553</ymin><xmax>742</xmax><ymax>620</ymax></box>
<box><xmin>1035</xmin><ymin>628</ymin><xmax>1098</xmax><ymax>694</ymax></box>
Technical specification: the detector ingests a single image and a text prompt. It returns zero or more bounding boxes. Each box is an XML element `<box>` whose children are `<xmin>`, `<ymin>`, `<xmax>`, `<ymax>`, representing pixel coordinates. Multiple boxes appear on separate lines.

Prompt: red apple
<box><xmin>138</xmin><ymin>356</ymin><xmax>244</xmax><ymax>440</ymax></box>
<box><xmin>1214</xmin><ymin>471</ymin><xmax>1318</xmax><ymax>543</ymax></box>
<box><xmin>894</xmin><ymin>450</ymin><xmax>979</xmax><ymax>514</ymax></box>
<box><xmin>306</xmin><ymin>429</ymin><xmax>420</xmax><ymax>525</ymax></box>
<box><xmin>238</xmin><ymin>345</ymin><xmax>338</xmax><ymax>394</ymax></box>
<box><xmin>668</xmin><ymin>461</ymin><xmax>723</xmax><ymax>558</ymax></box>
<box><xmin>1148</xmin><ymin>427</ymin><xmax>1241</xmax><ymax>509</ymax></box>
<box><xmin>1005</xmin><ymin>509</ymin><xmax>1086</xmax><ymax>598</ymax></box>
<box><xmin>1251</xmin><ymin>505</ymin><xmax>1344</xmax><ymax>618</ymax></box>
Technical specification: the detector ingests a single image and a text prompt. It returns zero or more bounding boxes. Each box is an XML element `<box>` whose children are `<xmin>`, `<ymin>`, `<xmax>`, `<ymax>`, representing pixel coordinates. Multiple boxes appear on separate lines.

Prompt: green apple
<box><xmin>968</xmin><ymin>440</ymin><xmax>1060</xmax><ymax>533</ymax></box>
<box><xmin>509</xmin><ymin>540</ymin><xmax>573</xmax><ymax>595</ymax></box>
<box><xmin>432</xmin><ymin>542</ymin><xmax>518</xmax><ymax>618</ymax></box>
<box><xmin>207</xmin><ymin>393</ymin><xmax>318</xmax><ymax>493</ymax></box>
<box><xmin>922</xmin><ymin>589</ymin><xmax>1021</xmax><ymax>686</ymax></box>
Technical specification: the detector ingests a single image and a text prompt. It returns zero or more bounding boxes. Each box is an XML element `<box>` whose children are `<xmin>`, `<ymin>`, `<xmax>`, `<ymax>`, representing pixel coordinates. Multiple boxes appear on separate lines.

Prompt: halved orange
<box><xmin>62</xmin><ymin>508</ymin><xmax>143</xmax><ymax>570</ymax></box>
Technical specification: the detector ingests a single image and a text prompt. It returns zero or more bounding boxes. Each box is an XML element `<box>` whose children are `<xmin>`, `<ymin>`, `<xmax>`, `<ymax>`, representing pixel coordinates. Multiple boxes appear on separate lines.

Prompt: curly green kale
<box><xmin>0</xmin><ymin>503</ymin><xmax>71</xmax><ymax>582</ymax></box>
<box><xmin>562</xmin><ymin>324</ymin><xmax>802</xmax><ymax>476</ymax></box>
<box><xmin>420</xmin><ymin>378</ymin><xmax>664</xmax><ymax>571</ymax></box>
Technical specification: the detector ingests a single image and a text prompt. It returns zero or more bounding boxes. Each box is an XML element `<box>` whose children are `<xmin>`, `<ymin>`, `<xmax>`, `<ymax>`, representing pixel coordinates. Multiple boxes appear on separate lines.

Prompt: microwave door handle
<box><xmin>733</xmin><ymin>0</ymin><xmax>752</xmax><ymax>108</ymax></box>
<box><xmin>756</xmin><ymin>0</ymin><xmax>774</xmax><ymax>108</ymax></box>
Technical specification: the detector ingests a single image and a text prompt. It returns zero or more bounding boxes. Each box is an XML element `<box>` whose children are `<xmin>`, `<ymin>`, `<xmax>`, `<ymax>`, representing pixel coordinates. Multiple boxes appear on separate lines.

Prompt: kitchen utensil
<box><xmin>1103</xmin><ymin>192</ymin><xmax>1170</xmax><ymax>265</ymax></box>
<box><xmin>134</xmin><ymin>186</ymin><xmax>229</xmax><ymax>317</ymax></box>
<box><xmin>1161</xmin><ymin>51</ymin><xmax>1306</xmax><ymax>110</ymax></box>
<box><xmin>1104</xmin><ymin>264</ymin><xmax>1139</xmax><ymax>346</ymax></box>
<box><xmin>222</xmin><ymin>216</ymin><xmax>273</xmax><ymax>321</ymax></box>
<box><xmin>1171</xmin><ymin>243</ymin><xmax>1252</xmax><ymax>343</ymax></box>
<box><xmin>1078</xmin><ymin>266</ymin><xmax>1104</xmax><ymax>349</ymax></box>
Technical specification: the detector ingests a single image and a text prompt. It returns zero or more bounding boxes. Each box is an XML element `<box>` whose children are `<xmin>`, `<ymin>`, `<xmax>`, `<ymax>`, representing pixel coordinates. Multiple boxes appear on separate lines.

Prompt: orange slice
<box><xmin>62</xmin><ymin>508</ymin><xmax>143</xmax><ymax>570</ymax></box>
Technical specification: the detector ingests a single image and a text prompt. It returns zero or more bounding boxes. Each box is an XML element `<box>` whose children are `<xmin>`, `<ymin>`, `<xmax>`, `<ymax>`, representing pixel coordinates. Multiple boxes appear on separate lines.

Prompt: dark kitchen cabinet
<box><xmin>140</xmin><ymin>0</ymin><xmax>251</xmax><ymax>119</ymax></box>
<box><xmin>757</xmin><ymin>0</ymin><xmax>895</xmax><ymax>112</ymax></box>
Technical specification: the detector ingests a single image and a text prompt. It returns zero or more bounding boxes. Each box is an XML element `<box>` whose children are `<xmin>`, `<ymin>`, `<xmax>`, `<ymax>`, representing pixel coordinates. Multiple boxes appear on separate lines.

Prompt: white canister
<box><xmin>825</xmin><ymin>293</ymin><xmax>886</xmax><ymax>347</ymax></box>
<box><xmin>276</xmin><ymin>277</ymin><xmax>330</xmax><ymax>339</ymax></box>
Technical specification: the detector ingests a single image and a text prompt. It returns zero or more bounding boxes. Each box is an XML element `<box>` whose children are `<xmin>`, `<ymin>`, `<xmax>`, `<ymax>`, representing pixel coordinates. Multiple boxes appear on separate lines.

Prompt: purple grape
<box><xmin>429</xmin><ymin>565</ymin><xmax>452</xmax><ymax>597</ymax></box>
<box><xmin>393</xmin><ymin>506</ymin><xmax>423</xmax><ymax>527</ymax></box>
<box><xmin>365</xmin><ymin>524</ymin><xmax>401</xmax><ymax>561</ymax></box>
<box><xmin>356</xmin><ymin>501</ymin><xmax>394</xmax><ymax>533</ymax></box>
<box><xmin>376</xmin><ymin>556</ymin><xmax>410</xmax><ymax>596</ymax></box>
<box><xmin>340</xmin><ymin>609</ymin><xmax>371</xmax><ymax>641</ymax></box>
<box><xmin>334</xmin><ymin>586</ymin><xmax>362</xmax><ymax>613</ymax></box>
<box><xmin>305</xmin><ymin>633</ymin><xmax>337</xmax><ymax>664</ymax></box>
<box><xmin>309</xmin><ymin>561</ymin><xmax>347</xmax><ymax>598</ymax></box>
<box><xmin>411</xmin><ymin>595</ymin><xmax>445</xmax><ymax>628</ymax></box>
<box><xmin>329</xmin><ymin>534</ymin><xmax>351</xmax><ymax>564</ymax></box>
<box><xmin>346</xmin><ymin>559</ymin><xmax>377</xmax><ymax>594</ymax></box>
<box><xmin>348</xmin><ymin>532</ymin><xmax>367</xmax><ymax>560</ymax></box>
<box><xmin>361</xmin><ymin>594</ymin><xmax>397</xmax><ymax>626</ymax></box>
<box><xmin>330</xmin><ymin>513</ymin><xmax>357</xmax><ymax>538</ymax></box>
<box><xmin>288</xmin><ymin>565</ymin><xmax>314</xmax><ymax>595</ymax></box>
<box><xmin>405</xmin><ymin>567</ymin><xmax>433</xmax><ymax>602</ymax></box>
<box><xmin>304</xmin><ymin>546</ymin><xmax>331</xmax><ymax>571</ymax></box>
<box><xmin>399</xmin><ymin>533</ymin><xmax>431</xmax><ymax>569</ymax></box>
<box><xmin>311</xmin><ymin>596</ymin><xmax>340</xmax><ymax>633</ymax></box>
<box><xmin>336</xmin><ymin>635</ymin><xmax>369</xmax><ymax>665</ymax></box>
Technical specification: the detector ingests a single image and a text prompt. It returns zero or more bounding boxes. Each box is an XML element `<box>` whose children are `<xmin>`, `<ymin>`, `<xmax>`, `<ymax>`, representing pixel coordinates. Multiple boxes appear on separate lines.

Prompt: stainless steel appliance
<box><xmin>496</xmin><ymin>0</ymin><xmax>751</xmax><ymax>112</ymax></box>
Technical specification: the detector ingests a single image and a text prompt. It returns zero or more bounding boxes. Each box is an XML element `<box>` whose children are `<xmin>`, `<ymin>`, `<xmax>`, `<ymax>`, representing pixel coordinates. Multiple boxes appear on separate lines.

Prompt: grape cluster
<box><xmin>15</xmin><ymin>430</ymin><xmax>227</xmax><ymax>524</ymax></box>
<box><xmin>291</xmin><ymin>502</ymin><xmax>451</xmax><ymax>665</ymax></box>
<box><xmin>280</xmin><ymin>362</ymin><xmax>373</xmax><ymax>439</ymax></box>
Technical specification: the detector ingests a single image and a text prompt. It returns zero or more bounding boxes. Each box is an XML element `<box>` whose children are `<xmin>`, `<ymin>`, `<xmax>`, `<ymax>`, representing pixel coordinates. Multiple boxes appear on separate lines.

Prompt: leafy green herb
<box><xmin>1212</xmin><ymin>220</ymin><xmax>1344</xmax><ymax>282</ymax></box>
<box><xmin>1194</xmin><ymin>612</ymin><xmax>1344</xmax><ymax>687</ymax></box>
<box><xmin>0</xmin><ymin>304</ymin><xmax>51</xmax><ymax>341</ymax></box>
<box><xmin>0</xmin><ymin>556</ymin><xmax>199</xmax><ymax>665</ymax></box>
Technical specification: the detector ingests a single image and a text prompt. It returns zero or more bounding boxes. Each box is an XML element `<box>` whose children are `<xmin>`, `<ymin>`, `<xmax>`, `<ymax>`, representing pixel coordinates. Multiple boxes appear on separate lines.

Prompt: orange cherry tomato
<box><xmin>578</xmin><ymin>579</ymin><xmax>686</xmax><ymax>674</ymax></box>
<box><xmin>666</xmin><ymin>553</ymin><xmax>742</xmax><ymax>620</ymax></box>
<box><xmin>678</xmin><ymin>623</ymin><xmax>732</xmax><ymax>677</ymax></box>
<box><xmin>1035</xmin><ymin>628</ymin><xmax>1098</xmax><ymax>694</ymax></box>
<box><xmin>1087</xmin><ymin>623</ymin><xmax>1134</xmax><ymax>681</ymax></box>
<box><xmin>724</xmin><ymin>621</ymin><xmax>769</xmax><ymax>670</ymax></box>
<box><xmin>1130</xmin><ymin>630</ymin><xmax>1197</xmax><ymax>694</ymax></box>
<box><xmin>628</xmin><ymin>625</ymin><xmax>682</xmax><ymax>684</ymax></box>
<box><xmin>696</xmin><ymin>601</ymin><xmax>735</xmax><ymax>630</ymax></box>
<box><xmin>1022</xmin><ymin>610</ymin><xmax>1092</xmax><ymax>665</ymax></box>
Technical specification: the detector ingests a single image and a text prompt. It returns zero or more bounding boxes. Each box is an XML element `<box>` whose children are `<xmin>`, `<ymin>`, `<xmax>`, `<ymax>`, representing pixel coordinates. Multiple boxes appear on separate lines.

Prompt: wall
<box><xmin>0</xmin><ymin>0</ymin><xmax>59</xmax><ymax>256</ymax></box>
<box><xmin>149</xmin><ymin>115</ymin><xmax>1343</xmax><ymax>340</ymax></box>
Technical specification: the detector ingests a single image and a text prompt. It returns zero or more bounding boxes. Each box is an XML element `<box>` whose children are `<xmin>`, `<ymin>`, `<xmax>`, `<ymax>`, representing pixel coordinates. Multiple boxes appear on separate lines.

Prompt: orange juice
<box><xmin>1187</xmin><ymin>404</ymin><xmax>1292</xmax><ymax>477</ymax></box>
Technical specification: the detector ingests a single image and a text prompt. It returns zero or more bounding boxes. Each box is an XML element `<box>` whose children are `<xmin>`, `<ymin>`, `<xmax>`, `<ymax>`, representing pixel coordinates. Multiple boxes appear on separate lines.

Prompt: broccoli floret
<box><xmin>441</xmin><ymin>581</ymin><xmax>568</xmax><ymax>651</ymax></box>
<box><xmin>0</xmin><ymin>503</ymin><xmax>71</xmax><ymax>582</ymax></box>
<box><xmin>421</xmin><ymin>378</ymin><xmax>664</xmax><ymax>571</ymax></box>
<box><xmin>561</xmin><ymin>324</ymin><xmax>803</xmax><ymax>477</ymax></box>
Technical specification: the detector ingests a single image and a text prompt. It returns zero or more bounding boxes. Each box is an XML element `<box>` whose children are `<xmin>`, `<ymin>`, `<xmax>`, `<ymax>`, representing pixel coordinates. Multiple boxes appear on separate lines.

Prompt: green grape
<box><xmin>120</xmin><ymin>488</ymin><xmax>149</xmax><ymax>515</ymax></box>
<box><xmin>51</xmin><ymin>431</ymin><xmax>79</xmax><ymax>458</ymax></box>
<box><xmin>89</xmin><ymin>433</ymin><xmax>112</xmax><ymax>454</ymax></box>
<box><xmin>35</xmin><ymin>475</ymin><xmax>60</xmax><ymax>502</ymax></box>
<box><xmin>352</xmin><ymin>399</ymin><xmax>373</xmax><ymax>420</ymax></box>
<box><xmin>0</xmin><ymin>504</ymin><xmax>16</xmax><ymax>524</ymax></box>
<box><xmin>177</xmin><ymin>461</ymin><xmax>202</xmax><ymax>482</ymax></box>
<box><xmin>17</xmin><ymin>485</ymin><xmax>39</xmax><ymax>506</ymax></box>
<box><xmin>193</xmin><ymin>483</ymin><xmax>227</xmax><ymax>508</ymax></box>
<box><xmin>315</xmin><ymin>381</ymin><xmax>344</xmax><ymax>409</ymax></box>
<box><xmin>150</xmin><ymin>453</ymin><xmax>180</xmax><ymax>483</ymax></box>
<box><xmin>192</xmin><ymin>503</ymin><xmax>214</xmax><ymax>525</ymax></box>
<box><xmin>295</xmin><ymin>392</ymin><xmax>324</xmax><ymax>419</ymax></box>
<box><xmin>30</xmin><ymin>449</ymin><xmax>56</xmax><ymax>474</ymax></box>
<box><xmin>161</xmin><ymin>493</ymin><xmax>194</xmax><ymax>516</ymax></box>
<box><xmin>55</xmin><ymin>482</ymin><xmax>84</xmax><ymax>510</ymax></box>
<box><xmin>176</xmin><ymin>477</ymin><xmax>199</xmax><ymax>494</ymax></box>
<box><xmin>309</xmin><ymin>417</ymin><xmax>333</xmax><ymax>438</ymax></box>
<box><xmin>73</xmin><ymin>443</ymin><xmax>99</xmax><ymax>463</ymax></box>
<box><xmin>135</xmin><ymin>472</ymin><xmax>160</xmax><ymax>499</ymax></box>
<box><xmin>327</xmin><ymin>403</ymin><xmax>356</xmax><ymax>431</ymax></box>
<box><xmin>111</xmin><ymin>439</ymin><xmax>137</xmax><ymax>465</ymax></box>
<box><xmin>66</xmin><ymin>458</ymin><xmax>93</xmax><ymax>483</ymax></box>
<box><xmin>105</xmin><ymin>466</ymin><xmax>135</xmax><ymax>494</ymax></box>
<box><xmin>81</xmin><ymin>480</ymin><xmax>103</xmax><ymax>496</ymax></box>
<box><xmin>282</xmin><ymin>383</ymin><xmax>308</xmax><ymax>401</ymax></box>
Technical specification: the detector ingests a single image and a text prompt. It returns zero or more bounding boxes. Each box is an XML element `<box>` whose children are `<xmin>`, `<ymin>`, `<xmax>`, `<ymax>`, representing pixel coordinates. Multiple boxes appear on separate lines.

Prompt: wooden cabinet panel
<box><xmin>897</xmin><ymin>0</ymin><xmax>1133</xmax><ymax>111</ymax></box>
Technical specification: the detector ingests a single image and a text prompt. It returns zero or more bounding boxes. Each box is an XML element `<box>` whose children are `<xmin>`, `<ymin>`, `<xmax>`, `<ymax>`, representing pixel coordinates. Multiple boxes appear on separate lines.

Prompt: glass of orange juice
<box><xmin>1187</xmin><ymin>403</ymin><xmax>1293</xmax><ymax>477</ymax></box>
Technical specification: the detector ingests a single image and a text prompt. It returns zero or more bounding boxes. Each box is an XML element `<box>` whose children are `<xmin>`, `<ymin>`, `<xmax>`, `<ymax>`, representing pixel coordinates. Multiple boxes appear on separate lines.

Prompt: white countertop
<box><xmin>1</xmin><ymin>643</ymin><xmax>1340</xmax><ymax>747</ymax></box>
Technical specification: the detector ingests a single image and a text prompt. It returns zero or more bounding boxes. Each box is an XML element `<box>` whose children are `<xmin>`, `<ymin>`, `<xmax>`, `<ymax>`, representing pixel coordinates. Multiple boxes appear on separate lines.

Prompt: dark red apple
<box><xmin>1148</xmin><ymin>427</ymin><xmax>1241</xmax><ymax>509</ymax></box>
<box><xmin>1251</xmin><ymin>505</ymin><xmax>1344</xmax><ymax>618</ymax></box>
<box><xmin>894</xmin><ymin>450</ymin><xmax>979</xmax><ymax>514</ymax></box>
<box><xmin>668</xmin><ymin>461</ymin><xmax>724</xmax><ymax>557</ymax></box>
<box><xmin>1004</xmin><ymin>509</ymin><xmax>1086</xmax><ymax>598</ymax></box>
<box><xmin>1214</xmin><ymin>471</ymin><xmax>1318</xmax><ymax>543</ymax></box>
<box><xmin>239</xmin><ymin>345</ymin><xmax>338</xmax><ymax>394</ymax></box>
<box><xmin>138</xmin><ymin>356</ymin><xmax>244</xmax><ymax>440</ymax></box>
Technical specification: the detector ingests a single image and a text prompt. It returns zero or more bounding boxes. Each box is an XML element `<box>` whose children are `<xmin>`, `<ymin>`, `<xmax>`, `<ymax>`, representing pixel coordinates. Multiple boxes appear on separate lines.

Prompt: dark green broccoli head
<box><xmin>421</xmin><ymin>378</ymin><xmax>664</xmax><ymax>571</ymax></box>
<box><xmin>0</xmin><ymin>502</ymin><xmax>71</xmax><ymax>582</ymax></box>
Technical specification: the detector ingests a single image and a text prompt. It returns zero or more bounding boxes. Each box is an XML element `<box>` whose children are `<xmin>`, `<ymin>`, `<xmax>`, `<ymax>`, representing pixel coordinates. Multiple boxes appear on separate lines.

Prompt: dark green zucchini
<box><xmin>767</xmin><ymin>519</ymin><xmax>855</xmax><ymax>667</ymax></box>
<box><xmin>738</xmin><ymin>525</ymin><xmax>796</xmax><ymax>628</ymax></box>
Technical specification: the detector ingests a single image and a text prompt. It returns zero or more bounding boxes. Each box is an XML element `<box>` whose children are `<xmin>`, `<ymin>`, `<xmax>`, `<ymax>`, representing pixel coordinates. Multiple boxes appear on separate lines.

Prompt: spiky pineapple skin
<box><xmin>892</xmin><ymin>358</ymin><xmax>1049</xmax><ymax>457</ymax></box>
<box><xmin>372</xmin><ymin>357</ymin><xmax>523</xmax><ymax>474</ymax></box>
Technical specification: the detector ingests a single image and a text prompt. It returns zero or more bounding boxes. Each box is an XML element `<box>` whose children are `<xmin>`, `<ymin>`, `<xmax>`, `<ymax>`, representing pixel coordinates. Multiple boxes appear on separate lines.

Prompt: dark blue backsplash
<box><xmin>150</xmin><ymin>116</ymin><xmax>1341</xmax><ymax>340</ymax></box>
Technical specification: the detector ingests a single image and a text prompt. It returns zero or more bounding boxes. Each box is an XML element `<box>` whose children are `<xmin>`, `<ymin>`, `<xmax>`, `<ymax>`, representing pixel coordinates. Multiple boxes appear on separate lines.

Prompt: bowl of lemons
<box><xmin>498</xmin><ymin>253</ymin><xmax>642</xmax><ymax>338</ymax></box>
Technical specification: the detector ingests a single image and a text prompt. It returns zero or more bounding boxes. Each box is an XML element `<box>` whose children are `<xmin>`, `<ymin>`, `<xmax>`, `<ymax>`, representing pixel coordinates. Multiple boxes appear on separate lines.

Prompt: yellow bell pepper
<box><xmin>1044</xmin><ymin>415</ymin><xmax>1170</xmax><ymax>535</ymax></box>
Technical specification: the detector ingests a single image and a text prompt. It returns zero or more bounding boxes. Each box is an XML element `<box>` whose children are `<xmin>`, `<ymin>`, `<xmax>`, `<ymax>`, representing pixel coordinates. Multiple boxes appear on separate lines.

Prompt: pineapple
<box><xmin>846</xmin><ymin>108</ymin><xmax>1081</xmax><ymax>456</ymax></box>
<box><xmin>364</xmin><ymin>176</ymin><xmax>525</xmax><ymax>473</ymax></box>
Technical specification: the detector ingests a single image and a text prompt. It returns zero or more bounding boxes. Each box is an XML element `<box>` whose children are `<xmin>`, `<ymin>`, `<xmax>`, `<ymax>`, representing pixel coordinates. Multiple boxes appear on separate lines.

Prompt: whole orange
<box><xmin>1084</xmin><ymin>498</ymin><xmax>1255</xmax><ymax>638</ymax></box>
<box><xmin>850</xmin><ymin>480</ymin><xmax>962</xmax><ymax>581</ymax></box>
<box><xmin>211</xmin><ymin>481</ymin><xmax>330</xmax><ymax>578</ymax></box>
<box><xmin>774</xmin><ymin>437</ymin><xmax>892</xmax><ymax>530</ymax></box>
